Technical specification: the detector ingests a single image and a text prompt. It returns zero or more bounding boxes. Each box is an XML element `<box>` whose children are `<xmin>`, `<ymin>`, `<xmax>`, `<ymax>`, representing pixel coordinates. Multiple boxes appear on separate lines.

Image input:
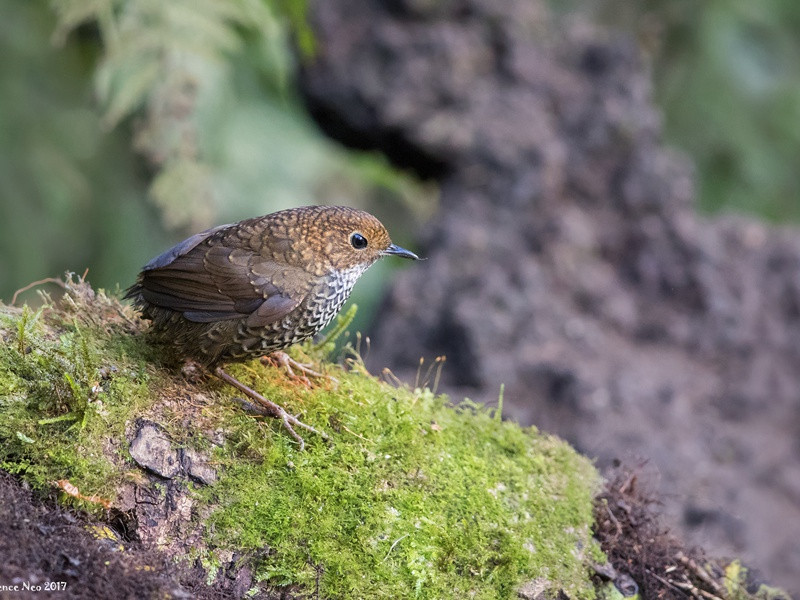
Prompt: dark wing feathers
<box><xmin>135</xmin><ymin>227</ymin><xmax>307</xmax><ymax>326</ymax></box>
<box><xmin>142</xmin><ymin>224</ymin><xmax>229</xmax><ymax>270</ymax></box>
<box><xmin>246</xmin><ymin>294</ymin><xmax>301</xmax><ymax>327</ymax></box>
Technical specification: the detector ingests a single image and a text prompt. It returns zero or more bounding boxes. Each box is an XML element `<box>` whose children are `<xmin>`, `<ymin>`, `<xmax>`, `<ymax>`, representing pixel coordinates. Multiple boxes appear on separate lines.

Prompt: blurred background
<box><xmin>0</xmin><ymin>0</ymin><xmax>434</xmax><ymax>329</ymax></box>
<box><xmin>2</xmin><ymin>0</ymin><xmax>800</xmax><ymax>593</ymax></box>
<box><xmin>2</xmin><ymin>0</ymin><xmax>799</xmax><ymax>308</ymax></box>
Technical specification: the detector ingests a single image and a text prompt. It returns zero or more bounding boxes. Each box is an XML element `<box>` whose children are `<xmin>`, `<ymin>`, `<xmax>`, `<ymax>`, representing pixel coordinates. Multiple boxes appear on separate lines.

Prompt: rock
<box><xmin>181</xmin><ymin>447</ymin><xmax>218</xmax><ymax>485</ymax></box>
<box><xmin>129</xmin><ymin>421</ymin><xmax>181</xmax><ymax>479</ymax></box>
<box><xmin>517</xmin><ymin>578</ymin><xmax>555</xmax><ymax>600</ymax></box>
<box><xmin>614</xmin><ymin>574</ymin><xmax>639</xmax><ymax>598</ymax></box>
<box><xmin>128</xmin><ymin>420</ymin><xmax>219</xmax><ymax>486</ymax></box>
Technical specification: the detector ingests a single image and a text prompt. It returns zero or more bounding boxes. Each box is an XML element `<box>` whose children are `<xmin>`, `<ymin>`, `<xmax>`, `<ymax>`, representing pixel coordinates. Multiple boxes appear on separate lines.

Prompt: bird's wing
<box><xmin>137</xmin><ymin>229</ymin><xmax>306</xmax><ymax>325</ymax></box>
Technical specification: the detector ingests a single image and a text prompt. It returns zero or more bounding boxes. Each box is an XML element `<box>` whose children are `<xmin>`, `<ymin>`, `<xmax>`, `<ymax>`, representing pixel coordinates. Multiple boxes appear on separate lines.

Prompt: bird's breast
<box><xmin>234</xmin><ymin>263</ymin><xmax>370</xmax><ymax>358</ymax></box>
<box><xmin>298</xmin><ymin>264</ymin><xmax>370</xmax><ymax>337</ymax></box>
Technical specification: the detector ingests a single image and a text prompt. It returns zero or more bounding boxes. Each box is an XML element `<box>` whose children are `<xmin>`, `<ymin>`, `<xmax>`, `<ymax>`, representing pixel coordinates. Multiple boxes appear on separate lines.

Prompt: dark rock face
<box><xmin>301</xmin><ymin>0</ymin><xmax>800</xmax><ymax>593</ymax></box>
<box><xmin>129</xmin><ymin>420</ymin><xmax>183</xmax><ymax>479</ymax></box>
<box><xmin>129</xmin><ymin>420</ymin><xmax>218</xmax><ymax>484</ymax></box>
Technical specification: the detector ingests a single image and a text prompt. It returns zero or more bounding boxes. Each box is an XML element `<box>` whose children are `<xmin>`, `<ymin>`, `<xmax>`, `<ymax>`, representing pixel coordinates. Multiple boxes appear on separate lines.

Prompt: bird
<box><xmin>125</xmin><ymin>205</ymin><xmax>419</xmax><ymax>449</ymax></box>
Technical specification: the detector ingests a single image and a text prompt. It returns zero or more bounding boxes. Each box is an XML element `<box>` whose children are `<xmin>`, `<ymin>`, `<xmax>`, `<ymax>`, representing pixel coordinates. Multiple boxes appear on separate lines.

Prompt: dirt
<box><xmin>593</xmin><ymin>465</ymin><xmax>790</xmax><ymax>599</ymax></box>
<box><xmin>300</xmin><ymin>0</ymin><xmax>800</xmax><ymax>594</ymax></box>
<box><xmin>0</xmin><ymin>471</ymin><xmax>225</xmax><ymax>600</ymax></box>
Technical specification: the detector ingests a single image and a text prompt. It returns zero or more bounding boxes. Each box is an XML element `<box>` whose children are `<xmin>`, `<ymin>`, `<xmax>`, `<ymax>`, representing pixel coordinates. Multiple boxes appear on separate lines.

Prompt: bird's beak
<box><xmin>383</xmin><ymin>243</ymin><xmax>419</xmax><ymax>260</ymax></box>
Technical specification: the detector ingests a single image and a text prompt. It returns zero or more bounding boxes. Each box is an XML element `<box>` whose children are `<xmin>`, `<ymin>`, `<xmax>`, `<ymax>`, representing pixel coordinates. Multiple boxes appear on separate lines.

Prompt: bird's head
<box><xmin>293</xmin><ymin>206</ymin><xmax>419</xmax><ymax>273</ymax></box>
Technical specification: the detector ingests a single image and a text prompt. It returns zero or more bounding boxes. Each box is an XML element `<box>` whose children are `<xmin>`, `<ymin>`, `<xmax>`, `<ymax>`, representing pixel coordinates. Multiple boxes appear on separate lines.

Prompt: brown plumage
<box><xmin>125</xmin><ymin>205</ymin><xmax>418</xmax><ymax>449</ymax></box>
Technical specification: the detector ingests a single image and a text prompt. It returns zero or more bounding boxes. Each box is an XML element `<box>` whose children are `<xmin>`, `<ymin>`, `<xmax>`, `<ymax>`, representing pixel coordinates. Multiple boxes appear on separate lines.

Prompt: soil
<box><xmin>300</xmin><ymin>0</ymin><xmax>800</xmax><ymax>594</ymax></box>
<box><xmin>0</xmin><ymin>471</ymin><xmax>223</xmax><ymax>600</ymax></box>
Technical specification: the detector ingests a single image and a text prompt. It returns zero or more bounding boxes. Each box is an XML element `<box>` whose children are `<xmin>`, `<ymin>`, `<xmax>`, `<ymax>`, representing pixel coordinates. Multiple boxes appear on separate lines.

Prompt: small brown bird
<box><xmin>125</xmin><ymin>205</ymin><xmax>418</xmax><ymax>449</ymax></box>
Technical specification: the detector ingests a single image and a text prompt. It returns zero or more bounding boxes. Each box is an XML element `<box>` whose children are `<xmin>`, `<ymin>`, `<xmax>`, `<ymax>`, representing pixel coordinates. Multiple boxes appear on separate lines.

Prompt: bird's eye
<box><xmin>350</xmin><ymin>232</ymin><xmax>368</xmax><ymax>250</ymax></box>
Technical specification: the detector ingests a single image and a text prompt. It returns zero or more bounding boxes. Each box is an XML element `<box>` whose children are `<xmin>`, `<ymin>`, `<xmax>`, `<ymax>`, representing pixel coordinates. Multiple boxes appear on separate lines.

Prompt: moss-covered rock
<box><xmin>0</xmin><ymin>277</ymin><xmax>602</xmax><ymax>599</ymax></box>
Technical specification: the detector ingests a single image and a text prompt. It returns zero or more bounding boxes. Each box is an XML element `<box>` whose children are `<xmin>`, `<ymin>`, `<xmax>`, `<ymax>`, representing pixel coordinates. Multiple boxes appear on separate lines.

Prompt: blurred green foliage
<box><xmin>1</xmin><ymin>0</ymin><xmax>432</xmax><ymax>332</ymax></box>
<box><xmin>0</xmin><ymin>1</ymin><xmax>163</xmax><ymax>304</ymax></box>
<box><xmin>653</xmin><ymin>1</ymin><xmax>800</xmax><ymax>222</ymax></box>
<box><xmin>3</xmin><ymin>0</ymin><xmax>799</xmax><ymax>309</ymax></box>
<box><xmin>560</xmin><ymin>0</ymin><xmax>800</xmax><ymax>222</ymax></box>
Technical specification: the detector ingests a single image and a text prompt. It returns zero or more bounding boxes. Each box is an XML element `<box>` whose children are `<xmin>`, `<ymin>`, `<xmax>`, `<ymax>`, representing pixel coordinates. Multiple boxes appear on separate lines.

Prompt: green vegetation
<box><xmin>5</xmin><ymin>0</ymin><xmax>797</xmax><ymax>305</ymax></box>
<box><xmin>0</xmin><ymin>281</ymin><xmax>161</xmax><ymax>497</ymax></box>
<box><xmin>722</xmin><ymin>560</ymin><xmax>792</xmax><ymax>600</ymax></box>
<box><xmin>0</xmin><ymin>280</ymin><xmax>602</xmax><ymax>599</ymax></box>
<box><xmin>1</xmin><ymin>0</ymin><xmax>432</xmax><ymax>331</ymax></box>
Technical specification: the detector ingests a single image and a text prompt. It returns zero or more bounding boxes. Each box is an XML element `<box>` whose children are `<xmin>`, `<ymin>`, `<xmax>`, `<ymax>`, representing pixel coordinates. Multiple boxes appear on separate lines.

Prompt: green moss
<box><xmin>0</xmin><ymin>286</ymin><xmax>155</xmax><ymax>500</ymax></box>
<box><xmin>197</xmin><ymin>359</ymin><xmax>600</xmax><ymax>598</ymax></box>
<box><xmin>0</xmin><ymin>280</ymin><xmax>601</xmax><ymax>599</ymax></box>
<box><xmin>722</xmin><ymin>560</ymin><xmax>792</xmax><ymax>600</ymax></box>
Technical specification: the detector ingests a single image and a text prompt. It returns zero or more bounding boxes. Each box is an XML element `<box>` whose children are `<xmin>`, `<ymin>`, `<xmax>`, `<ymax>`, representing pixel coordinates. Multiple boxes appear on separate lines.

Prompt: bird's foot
<box><xmin>261</xmin><ymin>351</ymin><xmax>337</xmax><ymax>387</ymax></box>
<box><xmin>215</xmin><ymin>366</ymin><xmax>328</xmax><ymax>451</ymax></box>
<box><xmin>180</xmin><ymin>359</ymin><xmax>205</xmax><ymax>384</ymax></box>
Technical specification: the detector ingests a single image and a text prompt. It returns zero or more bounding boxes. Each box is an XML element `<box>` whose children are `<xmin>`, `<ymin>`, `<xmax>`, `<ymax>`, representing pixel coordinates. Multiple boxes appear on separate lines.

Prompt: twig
<box><xmin>618</xmin><ymin>471</ymin><xmax>637</xmax><ymax>495</ymax></box>
<box><xmin>605</xmin><ymin>501</ymin><xmax>622</xmax><ymax>538</ymax></box>
<box><xmin>677</xmin><ymin>552</ymin><xmax>724</xmax><ymax>595</ymax></box>
<box><xmin>11</xmin><ymin>277</ymin><xmax>66</xmax><ymax>305</ymax></box>
<box><xmin>381</xmin><ymin>534</ymin><xmax>409</xmax><ymax>562</ymax></box>
<box><xmin>645</xmin><ymin>568</ymin><xmax>691</xmax><ymax>598</ymax></box>
<box><xmin>342</xmin><ymin>424</ymin><xmax>371</xmax><ymax>443</ymax></box>
<box><xmin>672</xmin><ymin>579</ymin><xmax>725</xmax><ymax>600</ymax></box>
<box><xmin>672</xmin><ymin>581</ymin><xmax>704</xmax><ymax>599</ymax></box>
<box><xmin>54</xmin><ymin>479</ymin><xmax>112</xmax><ymax>509</ymax></box>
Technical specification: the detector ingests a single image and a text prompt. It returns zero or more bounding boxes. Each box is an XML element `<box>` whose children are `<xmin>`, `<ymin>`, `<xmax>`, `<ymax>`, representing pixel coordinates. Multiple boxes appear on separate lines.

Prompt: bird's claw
<box><xmin>215</xmin><ymin>366</ymin><xmax>328</xmax><ymax>450</ymax></box>
<box><xmin>261</xmin><ymin>351</ymin><xmax>337</xmax><ymax>387</ymax></box>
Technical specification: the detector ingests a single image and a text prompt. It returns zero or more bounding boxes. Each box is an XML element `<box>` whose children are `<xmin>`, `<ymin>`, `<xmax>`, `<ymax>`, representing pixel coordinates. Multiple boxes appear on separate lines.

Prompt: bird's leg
<box><xmin>260</xmin><ymin>351</ymin><xmax>329</xmax><ymax>387</ymax></box>
<box><xmin>214</xmin><ymin>366</ymin><xmax>329</xmax><ymax>451</ymax></box>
